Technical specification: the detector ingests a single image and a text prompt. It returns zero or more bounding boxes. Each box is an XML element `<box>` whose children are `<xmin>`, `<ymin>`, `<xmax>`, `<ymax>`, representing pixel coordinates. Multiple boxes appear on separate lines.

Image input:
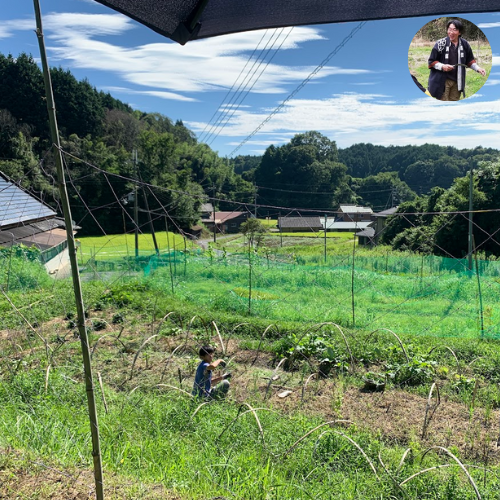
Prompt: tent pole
<box><xmin>33</xmin><ymin>2</ymin><xmax>104</xmax><ymax>499</ymax></box>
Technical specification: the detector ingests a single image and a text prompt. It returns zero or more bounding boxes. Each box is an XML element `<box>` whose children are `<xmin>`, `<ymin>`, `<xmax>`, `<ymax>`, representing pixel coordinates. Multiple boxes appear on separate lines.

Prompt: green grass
<box><xmin>408</xmin><ymin>43</ymin><xmax>492</xmax><ymax>98</ymax></box>
<box><xmin>77</xmin><ymin>231</ymin><xmax>197</xmax><ymax>261</ymax></box>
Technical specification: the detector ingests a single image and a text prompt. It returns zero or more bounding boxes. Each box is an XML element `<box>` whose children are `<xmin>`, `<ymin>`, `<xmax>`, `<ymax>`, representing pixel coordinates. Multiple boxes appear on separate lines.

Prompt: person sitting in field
<box><xmin>192</xmin><ymin>346</ymin><xmax>231</xmax><ymax>399</ymax></box>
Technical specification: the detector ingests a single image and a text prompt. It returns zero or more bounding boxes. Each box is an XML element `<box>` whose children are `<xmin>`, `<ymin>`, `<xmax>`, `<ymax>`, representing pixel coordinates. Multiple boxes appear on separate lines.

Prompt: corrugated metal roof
<box><xmin>339</xmin><ymin>205</ymin><xmax>373</xmax><ymax>214</ymax></box>
<box><xmin>324</xmin><ymin>221</ymin><xmax>373</xmax><ymax>230</ymax></box>
<box><xmin>356</xmin><ymin>227</ymin><xmax>376</xmax><ymax>238</ymax></box>
<box><xmin>0</xmin><ymin>174</ymin><xmax>56</xmax><ymax>228</ymax></box>
<box><xmin>0</xmin><ymin>219</ymin><xmax>66</xmax><ymax>246</ymax></box>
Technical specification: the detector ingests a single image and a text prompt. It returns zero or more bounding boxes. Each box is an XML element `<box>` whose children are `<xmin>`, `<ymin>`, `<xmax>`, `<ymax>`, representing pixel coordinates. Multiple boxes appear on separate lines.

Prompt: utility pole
<box><xmin>324</xmin><ymin>214</ymin><xmax>327</xmax><ymax>264</ymax></box>
<box><xmin>33</xmin><ymin>2</ymin><xmax>104</xmax><ymax>498</ymax></box>
<box><xmin>468</xmin><ymin>167</ymin><xmax>473</xmax><ymax>272</ymax></box>
<box><xmin>254</xmin><ymin>185</ymin><xmax>258</xmax><ymax>218</ymax></box>
<box><xmin>279</xmin><ymin>211</ymin><xmax>283</xmax><ymax>247</ymax></box>
<box><xmin>133</xmin><ymin>150</ymin><xmax>139</xmax><ymax>258</ymax></box>
<box><xmin>213</xmin><ymin>202</ymin><xmax>216</xmax><ymax>243</ymax></box>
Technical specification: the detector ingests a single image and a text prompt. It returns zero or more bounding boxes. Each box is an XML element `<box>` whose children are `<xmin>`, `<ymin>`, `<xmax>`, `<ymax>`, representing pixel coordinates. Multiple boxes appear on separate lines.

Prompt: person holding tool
<box><xmin>192</xmin><ymin>346</ymin><xmax>231</xmax><ymax>399</ymax></box>
<box><xmin>428</xmin><ymin>19</ymin><xmax>486</xmax><ymax>101</ymax></box>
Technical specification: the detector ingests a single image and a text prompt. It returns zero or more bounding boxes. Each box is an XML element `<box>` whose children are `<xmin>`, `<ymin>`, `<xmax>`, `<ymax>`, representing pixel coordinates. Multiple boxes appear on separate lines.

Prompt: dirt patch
<box><xmin>0</xmin><ymin>452</ymin><xmax>179</xmax><ymax>500</ymax></box>
<box><xmin>256</xmin><ymin>379</ymin><xmax>500</xmax><ymax>461</ymax></box>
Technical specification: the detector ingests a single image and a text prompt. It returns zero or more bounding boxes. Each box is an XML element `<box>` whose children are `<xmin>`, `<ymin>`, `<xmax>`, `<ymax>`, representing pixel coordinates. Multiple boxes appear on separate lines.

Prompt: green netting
<box><xmin>2</xmin><ymin>243</ymin><xmax>499</xmax><ymax>339</ymax></box>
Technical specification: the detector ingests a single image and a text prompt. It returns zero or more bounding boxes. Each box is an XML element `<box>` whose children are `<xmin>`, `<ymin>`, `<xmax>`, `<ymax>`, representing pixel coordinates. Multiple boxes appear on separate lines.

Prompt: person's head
<box><xmin>447</xmin><ymin>20</ymin><xmax>462</xmax><ymax>43</ymax></box>
<box><xmin>199</xmin><ymin>346</ymin><xmax>215</xmax><ymax>361</ymax></box>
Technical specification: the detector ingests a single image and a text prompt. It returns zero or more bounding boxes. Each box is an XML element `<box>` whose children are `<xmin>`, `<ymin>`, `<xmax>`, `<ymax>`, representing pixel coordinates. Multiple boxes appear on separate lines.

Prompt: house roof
<box><xmin>278</xmin><ymin>217</ymin><xmax>322</xmax><ymax>229</ymax></box>
<box><xmin>324</xmin><ymin>221</ymin><xmax>373</xmax><ymax>231</ymax></box>
<box><xmin>373</xmin><ymin>207</ymin><xmax>399</xmax><ymax>217</ymax></box>
<box><xmin>356</xmin><ymin>227</ymin><xmax>376</xmax><ymax>238</ymax></box>
<box><xmin>0</xmin><ymin>219</ymin><xmax>67</xmax><ymax>247</ymax></box>
<box><xmin>92</xmin><ymin>0</ymin><xmax>500</xmax><ymax>45</ymax></box>
<box><xmin>205</xmin><ymin>211</ymin><xmax>248</xmax><ymax>223</ymax></box>
<box><xmin>201</xmin><ymin>203</ymin><xmax>214</xmax><ymax>213</ymax></box>
<box><xmin>339</xmin><ymin>205</ymin><xmax>373</xmax><ymax>214</ymax></box>
<box><xmin>0</xmin><ymin>173</ymin><xmax>56</xmax><ymax>229</ymax></box>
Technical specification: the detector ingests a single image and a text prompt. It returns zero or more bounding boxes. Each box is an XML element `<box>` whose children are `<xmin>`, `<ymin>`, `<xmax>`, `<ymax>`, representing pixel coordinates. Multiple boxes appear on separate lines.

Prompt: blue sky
<box><xmin>1</xmin><ymin>0</ymin><xmax>500</xmax><ymax>157</ymax></box>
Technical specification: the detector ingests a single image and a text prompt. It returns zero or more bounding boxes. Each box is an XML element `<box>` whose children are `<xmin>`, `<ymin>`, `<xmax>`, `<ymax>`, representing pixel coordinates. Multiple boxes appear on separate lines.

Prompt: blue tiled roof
<box><xmin>0</xmin><ymin>173</ymin><xmax>56</xmax><ymax>228</ymax></box>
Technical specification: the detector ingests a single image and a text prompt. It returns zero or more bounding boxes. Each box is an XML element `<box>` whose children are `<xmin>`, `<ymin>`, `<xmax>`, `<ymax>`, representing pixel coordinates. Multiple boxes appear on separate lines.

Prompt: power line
<box><xmin>229</xmin><ymin>21</ymin><xmax>367</xmax><ymax>157</ymax></box>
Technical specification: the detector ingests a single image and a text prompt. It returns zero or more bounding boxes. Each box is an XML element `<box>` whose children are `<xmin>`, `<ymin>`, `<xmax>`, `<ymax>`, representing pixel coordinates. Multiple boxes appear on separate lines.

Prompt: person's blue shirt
<box><xmin>192</xmin><ymin>361</ymin><xmax>212</xmax><ymax>397</ymax></box>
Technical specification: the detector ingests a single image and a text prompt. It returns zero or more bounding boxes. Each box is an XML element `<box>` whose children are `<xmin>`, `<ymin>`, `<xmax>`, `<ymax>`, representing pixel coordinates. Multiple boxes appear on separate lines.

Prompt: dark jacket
<box><xmin>428</xmin><ymin>37</ymin><xmax>476</xmax><ymax>99</ymax></box>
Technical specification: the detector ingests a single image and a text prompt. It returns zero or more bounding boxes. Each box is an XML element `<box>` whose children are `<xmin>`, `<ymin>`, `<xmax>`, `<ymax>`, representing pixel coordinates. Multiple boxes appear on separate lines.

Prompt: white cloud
<box><xmin>478</xmin><ymin>22</ymin><xmax>500</xmax><ymax>29</ymax></box>
<box><xmin>485</xmin><ymin>79</ymin><xmax>500</xmax><ymax>86</ymax></box>
<box><xmin>7</xmin><ymin>12</ymin><xmax>372</xmax><ymax>96</ymax></box>
<box><xmin>188</xmin><ymin>93</ymin><xmax>500</xmax><ymax>153</ymax></box>
<box><xmin>0</xmin><ymin>19</ymin><xmax>33</xmax><ymax>39</ymax></box>
<box><xmin>103</xmin><ymin>86</ymin><xmax>197</xmax><ymax>102</ymax></box>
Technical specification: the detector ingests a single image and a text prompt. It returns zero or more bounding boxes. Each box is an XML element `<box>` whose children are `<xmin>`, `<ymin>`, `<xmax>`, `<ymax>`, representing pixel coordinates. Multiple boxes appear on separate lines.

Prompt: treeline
<box><xmin>0</xmin><ymin>53</ymin><xmax>254</xmax><ymax>235</ymax></box>
<box><xmin>232</xmin><ymin>141</ymin><xmax>499</xmax><ymax>212</ymax></box>
<box><xmin>382</xmin><ymin>159</ymin><xmax>500</xmax><ymax>258</ymax></box>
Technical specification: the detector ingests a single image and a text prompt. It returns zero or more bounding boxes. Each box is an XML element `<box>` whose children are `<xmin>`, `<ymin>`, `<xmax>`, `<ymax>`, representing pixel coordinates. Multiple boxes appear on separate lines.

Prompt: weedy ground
<box><xmin>1</xmin><ymin>301</ymin><xmax>500</xmax><ymax>499</ymax></box>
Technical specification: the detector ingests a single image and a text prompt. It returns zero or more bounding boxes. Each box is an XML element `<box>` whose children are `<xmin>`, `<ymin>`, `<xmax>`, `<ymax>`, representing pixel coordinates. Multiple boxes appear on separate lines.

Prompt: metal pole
<box><xmin>33</xmin><ymin>3</ymin><xmax>104</xmax><ymax>499</ymax></box>
<box><xmin>468</xmin><ymin>167</ymin><xmax>473</xmax><ymax>272</ymax></box>
<box><xmin>279</xmin><ymin>211</ymin><xmax>283</xmax><ymax>247</ymax></box>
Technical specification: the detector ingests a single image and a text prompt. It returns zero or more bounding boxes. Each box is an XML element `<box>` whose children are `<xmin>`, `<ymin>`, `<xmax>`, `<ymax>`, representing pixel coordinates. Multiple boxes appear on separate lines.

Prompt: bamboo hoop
<box><xmin>422</xmin><ymin>382</ymin><xmax>440</xmax><ymax>439</ymax></box>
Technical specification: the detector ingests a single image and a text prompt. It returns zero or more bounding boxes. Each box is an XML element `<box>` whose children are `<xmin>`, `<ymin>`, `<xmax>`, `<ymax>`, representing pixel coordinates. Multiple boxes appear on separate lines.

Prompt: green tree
<box><xmin>240</xmin><ymin>218</ymin><xmax>267</xmax><ymax>247</ymax></box>
<box><xmin>254</xmin><ymin>132</ymin><xmax>351</xmax><ymax>210</ymax></box>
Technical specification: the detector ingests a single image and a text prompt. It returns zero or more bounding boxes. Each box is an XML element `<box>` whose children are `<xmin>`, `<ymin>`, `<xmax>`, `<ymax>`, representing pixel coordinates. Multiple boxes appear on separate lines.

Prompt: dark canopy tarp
<box><xmin>94</xmin><ymin>0</ymin><xmax>500</xmax><ymax>44</ymax></box>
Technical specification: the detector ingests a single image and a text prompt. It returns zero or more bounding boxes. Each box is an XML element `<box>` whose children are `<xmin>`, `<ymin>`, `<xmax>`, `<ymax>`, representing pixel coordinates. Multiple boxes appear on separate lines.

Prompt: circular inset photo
<box><xmin>408</xmin><ymin>17</ymin><xmax>492</xmax><ymax>101</ymax></box>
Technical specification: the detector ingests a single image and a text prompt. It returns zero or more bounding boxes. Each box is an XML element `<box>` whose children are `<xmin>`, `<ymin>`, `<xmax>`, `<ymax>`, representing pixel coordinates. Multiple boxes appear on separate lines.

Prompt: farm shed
<box><xmin>278</xmin><ymin>216</ymin><xmax>323</xmax><ymax>232</ymax></box>
<box><xmin>356</xmin><ymin>226</ymin><xmax>376</xmax><ymax>246</ymax></box>
<box><xmin>203</xmin><ymin>211</ymin><xmax>249</xmax><ymax>234</ymax></box>
<box><xmin>0</xmin><ymin>172</ymin><xmax>75</xmax><ymax>278</ymax></box>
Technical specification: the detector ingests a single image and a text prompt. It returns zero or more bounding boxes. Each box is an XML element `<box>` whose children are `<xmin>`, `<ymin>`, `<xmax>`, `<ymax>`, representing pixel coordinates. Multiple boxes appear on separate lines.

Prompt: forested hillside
<box><xmin>0</xmin><ymin>53</ymin><xmax>254</xmax><ymax>235</ymax></box>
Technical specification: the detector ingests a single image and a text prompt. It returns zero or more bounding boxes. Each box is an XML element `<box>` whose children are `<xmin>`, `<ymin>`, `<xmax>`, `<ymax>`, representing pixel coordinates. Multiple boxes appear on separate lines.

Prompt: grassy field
<box><xmin>2</xmin><ymin>233</ymin><xmax>500</xmax><ymax>498</ymax></box>
<box><xmin>77</xmin><ymin>231</ymin><xmax>198</xmax><ymax>261</ymax></box>
<box><xmin>408</xmin><ymin>42</ymin><xmax>492</xmax><ymax>98</ymax></box>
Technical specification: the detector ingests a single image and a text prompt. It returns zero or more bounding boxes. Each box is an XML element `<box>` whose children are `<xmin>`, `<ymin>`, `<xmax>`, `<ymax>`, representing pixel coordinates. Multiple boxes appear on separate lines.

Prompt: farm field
<box><xmin>71</xmin><ymin>232</ymin><xmax>500</xmax><ymax>340</ymax></box>
<box><xmin>2</xmin><ymin>233</ymin><xmax>500</xmax><ymax>499</ymax></box>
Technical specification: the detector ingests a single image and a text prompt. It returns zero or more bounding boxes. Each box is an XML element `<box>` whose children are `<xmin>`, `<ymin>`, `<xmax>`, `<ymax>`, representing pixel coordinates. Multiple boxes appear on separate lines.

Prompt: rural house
<box><xmin>203</xmin><ymin>211</ymin><xmax>249</xmax><ymax>234</ymax></box>
<box><xmin>357</xmin><ymin>207</ymin><xmax>399</xmax><ymax>246</ymax></box>
<box><xmin>0</xmin><ymin>172</ymin><xmax>74</xmax><ymax>277</ymax></box>
<box><xmin>337</xmin><ymin>205</ymin><xmax>373</xmax><ymax>222</ymax></box>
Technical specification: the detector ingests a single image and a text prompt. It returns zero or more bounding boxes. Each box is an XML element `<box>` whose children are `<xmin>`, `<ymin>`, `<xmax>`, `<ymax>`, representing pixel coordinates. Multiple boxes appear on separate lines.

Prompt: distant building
<box><xmin>357</xmin><ymin>207</ymin><xmax>399</xmax><ymax>246</ymax></box>
<box><xmin>0</xmin><ymin>172</ymin><xmax>75</xmax><ymax>278</ymax></box>
<box><xmin>324</xmin><ymin>219</ymin><xmax>372</xmax><ymax>233</ymax></box>
<box><xmin>277</xmin><ymin>216</ymin><xmax>323</xmax><ymax>232</ymax></box>
<box><xmin>200</xmin><ymin>203</ymin><xmax>214</xmax><ymax>220</ymax></box>
<box><xmin>337</xmin><ymin>205</ymin><xmax>373</xmax><ymax>222</ymax></box>
<box><xmin>203</xmin><ymin>211</ymin><xmax>249</xmax><ymax>234</ymax></box>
